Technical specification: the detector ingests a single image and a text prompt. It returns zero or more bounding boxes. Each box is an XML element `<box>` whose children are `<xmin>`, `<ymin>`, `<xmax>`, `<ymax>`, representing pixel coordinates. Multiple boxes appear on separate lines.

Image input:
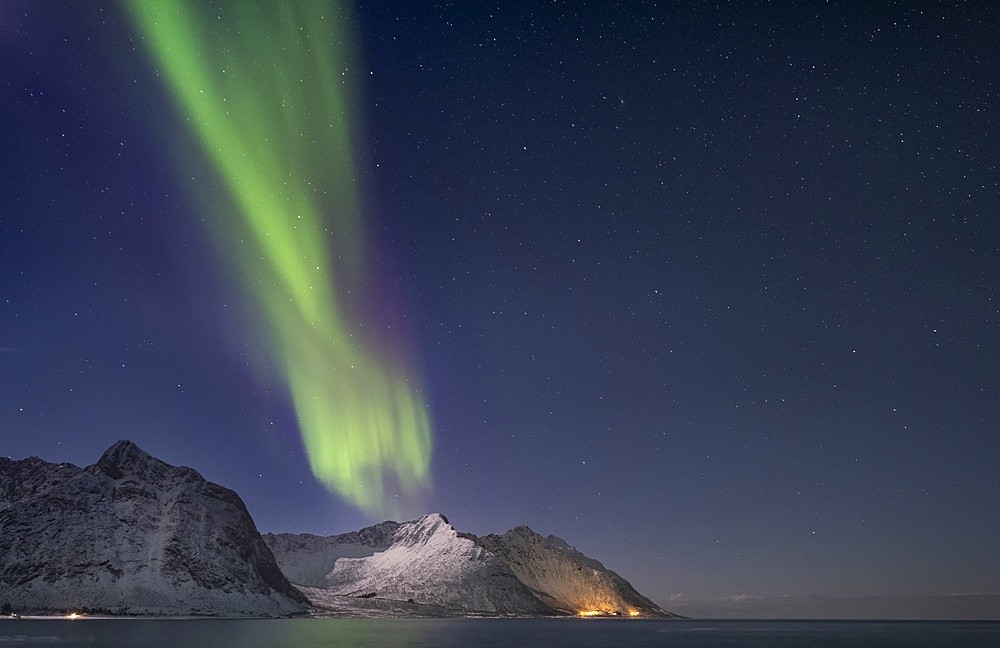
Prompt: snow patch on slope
<box><xmin>264</xmin><ymin>521</ymin><xmax>400</xmax><ymax>588</ymax></box>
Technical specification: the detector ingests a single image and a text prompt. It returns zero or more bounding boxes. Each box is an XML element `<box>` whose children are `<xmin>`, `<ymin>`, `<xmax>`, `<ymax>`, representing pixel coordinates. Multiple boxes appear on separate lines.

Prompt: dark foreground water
<box><xmin>1</xmin><ymin>618</ymin><xmax>999</xmax><ymax>647</ymax></box>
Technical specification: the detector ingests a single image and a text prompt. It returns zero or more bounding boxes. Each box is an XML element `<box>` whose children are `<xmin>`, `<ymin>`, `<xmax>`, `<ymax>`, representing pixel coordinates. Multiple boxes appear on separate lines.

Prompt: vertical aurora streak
<box><xmin>123</xmin><ymin>0</ymin><xmax>432</xmax><ymax>514</ymax></box>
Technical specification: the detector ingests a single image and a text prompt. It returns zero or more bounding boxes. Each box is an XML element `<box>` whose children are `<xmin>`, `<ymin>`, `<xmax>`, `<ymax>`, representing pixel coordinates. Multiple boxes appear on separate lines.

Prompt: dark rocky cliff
<box><xmin>0</xmin><ymin>440</ymin><xmax>307</xmax><ymax>615</ymax></box>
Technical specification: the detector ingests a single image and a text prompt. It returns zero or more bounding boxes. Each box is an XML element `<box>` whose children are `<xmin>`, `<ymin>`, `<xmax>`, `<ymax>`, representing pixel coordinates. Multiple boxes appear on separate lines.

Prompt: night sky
<box><xmin>3</xmin><ymin>1</ymin><xmax>998</xmax><ymax>617</ymax></box>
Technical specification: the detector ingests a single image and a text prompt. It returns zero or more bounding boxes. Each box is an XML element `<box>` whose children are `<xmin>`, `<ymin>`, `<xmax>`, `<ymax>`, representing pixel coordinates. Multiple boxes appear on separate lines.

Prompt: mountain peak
<box><xmin>426</xmin><ymin>512</ymin><xmax>449</xmax><ymax>525</ymax></box>
<box><xmin>95</xmin><ymin>439</ymin><xmax>154</xmax><ymax>480</ymax></box>
<box><xmin>414</xmin><ymin>512</ymin><xmax>452</xmax><ymax>531</ymax></box>
<box><xmin>106</xmin><ymin>438</ymin><xmax>140</xmax><ymax>453</ymax></box>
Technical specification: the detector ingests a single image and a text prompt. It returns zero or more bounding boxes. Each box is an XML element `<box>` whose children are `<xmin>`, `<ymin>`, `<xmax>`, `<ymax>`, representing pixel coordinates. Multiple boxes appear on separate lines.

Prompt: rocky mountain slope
<box><xmin>0</xmin><ymin>440</ymin><xmax>307</xmax><ymax>616</ymax></box>
<box><xmin>469</xmin><ymin>525</ymin><xmax>676</xmax><ymax>617</ymax></box>
<box><xmin>266</xmin><ymin>514</ymin><xmax>677</xmax><ymax>617</ymax></box>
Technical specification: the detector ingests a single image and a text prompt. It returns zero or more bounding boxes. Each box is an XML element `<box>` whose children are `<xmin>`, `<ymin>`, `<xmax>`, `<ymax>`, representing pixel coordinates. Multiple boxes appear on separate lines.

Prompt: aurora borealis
<box><xmin>122</xmin><ymin>0</ymin><xmax>432</xmax><ymax>514</ymax></box>
<box><xmin>2</xmin><ymin>0</ymin><xmax>998</xmax><ymax>620</ymax></box>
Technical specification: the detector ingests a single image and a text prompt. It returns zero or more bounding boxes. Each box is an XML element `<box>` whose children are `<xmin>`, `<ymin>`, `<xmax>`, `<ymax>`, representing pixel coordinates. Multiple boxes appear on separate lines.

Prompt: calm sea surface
<box><xmin>1</xmin><ymin>618</ymin><xmax>999</xmax><ymax>647</ymax></box>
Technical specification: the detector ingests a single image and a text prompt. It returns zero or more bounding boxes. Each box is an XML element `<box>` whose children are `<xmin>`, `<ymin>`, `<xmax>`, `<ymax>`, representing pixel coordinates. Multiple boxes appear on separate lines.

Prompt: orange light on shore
<box><xmin>68</xmin><ymin>613</ymin><xmax>79</xmax><ymax>619</ymax></box>
<box><xmin>629</xmin><ymin>610</ymin><xmax>640</xmax><ymax>616</ymax></box>
<box><xmin>579</xmin><ymin>610</ymin><xmax>602</xmax><ymax>617</ymax></box>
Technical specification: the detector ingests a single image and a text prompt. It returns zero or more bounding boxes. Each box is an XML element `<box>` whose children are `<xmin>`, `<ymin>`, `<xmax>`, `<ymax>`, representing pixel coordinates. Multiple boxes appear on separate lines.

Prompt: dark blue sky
<box><xmin>2</xmin><ymin>1</ymin><xmax>998</xmax><ymax>613</ymax></box>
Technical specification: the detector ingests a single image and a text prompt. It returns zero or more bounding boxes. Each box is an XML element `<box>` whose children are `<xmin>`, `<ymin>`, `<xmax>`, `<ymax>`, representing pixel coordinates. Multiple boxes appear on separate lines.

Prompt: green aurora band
<box><xmin>124</xmin><ymin>0</ymin><xmax>432</xmax><ymax>513</ymax></box>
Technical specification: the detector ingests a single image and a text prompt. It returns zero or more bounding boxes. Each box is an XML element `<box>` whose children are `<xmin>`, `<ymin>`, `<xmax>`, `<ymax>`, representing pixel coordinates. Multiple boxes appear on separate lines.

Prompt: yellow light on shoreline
<box><xmin>578</xmin><ymin>609</ymin><xmax>641</xmax><ymax>618</ymax></box>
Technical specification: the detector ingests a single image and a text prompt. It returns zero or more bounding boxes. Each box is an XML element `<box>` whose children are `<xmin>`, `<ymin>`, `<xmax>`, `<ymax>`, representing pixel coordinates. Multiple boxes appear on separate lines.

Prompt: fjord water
<box><xmin>2</xmin><ymin>618</ymin><xmax>999</xmax><ymax>647</ymax></box>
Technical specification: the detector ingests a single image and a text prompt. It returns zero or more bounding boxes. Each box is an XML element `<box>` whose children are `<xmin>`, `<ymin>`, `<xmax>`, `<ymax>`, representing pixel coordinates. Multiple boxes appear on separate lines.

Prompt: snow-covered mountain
<box><xmin>0</xmin><ymin>440</ymin><xmax>307</xmax><ymax>616</ymax></box>
<box><xmin>266</xmin><ymin>514</ymin><xmax>677</xmax><ymax>617</ymax></box>
<box><xmin>265</xmin><ymin>514</ymin><xmax>552</xmax><ymax>614</ymax></box>
<box><xmin>469</xmin><ymin>525</ymin><xmax>677</xmax><ymax>617</ymax></box>
<box><xmin>1</xmin><ymin>441</ymin><xmax>675</xmax><ymax>618</ymax></box>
